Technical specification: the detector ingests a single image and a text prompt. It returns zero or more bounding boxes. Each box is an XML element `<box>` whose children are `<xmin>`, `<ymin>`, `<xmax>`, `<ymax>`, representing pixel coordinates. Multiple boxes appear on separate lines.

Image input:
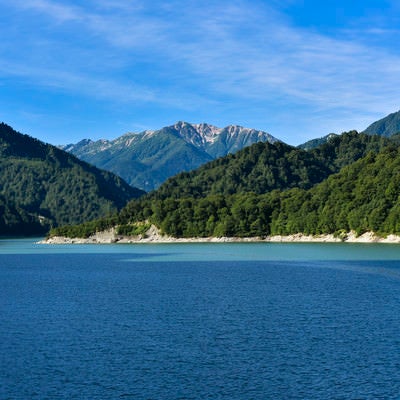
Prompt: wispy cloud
<box><xmin>1</xmin><ymin>0</ymin><xmax>400</xmax><ymax>142</ymax></box>
<box><xmin>167</xmin><ymin>1</ymin><xmax>400</xmax><ymax>129</ymax></box>
<box><xmin>168</xmin><ymin>2</ymin><xmax>400</xmax><ymax>107</ymax></box>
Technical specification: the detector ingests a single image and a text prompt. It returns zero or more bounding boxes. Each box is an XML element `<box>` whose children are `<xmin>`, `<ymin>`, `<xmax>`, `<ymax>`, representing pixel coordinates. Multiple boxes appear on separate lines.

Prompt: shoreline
<box><xmin>40</xmin><ymin>226</ymin><xmax>400</xmax><ymax>245</ymax></box>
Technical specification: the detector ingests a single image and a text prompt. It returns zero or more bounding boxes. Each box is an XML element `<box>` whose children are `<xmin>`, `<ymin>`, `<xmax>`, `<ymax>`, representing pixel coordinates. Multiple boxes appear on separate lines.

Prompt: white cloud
<box><xmin>1</xmin><ymin>0</ymin><xmax>400</xmax><ymax>140</ymax></box>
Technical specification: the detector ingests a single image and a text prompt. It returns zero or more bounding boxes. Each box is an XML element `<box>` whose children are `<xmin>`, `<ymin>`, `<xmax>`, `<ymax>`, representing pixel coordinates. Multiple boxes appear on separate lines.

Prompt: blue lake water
<box><xmin>2</xmin><ymin>238</ymin><xmax>400</xmax><ymax>399</ymax></box>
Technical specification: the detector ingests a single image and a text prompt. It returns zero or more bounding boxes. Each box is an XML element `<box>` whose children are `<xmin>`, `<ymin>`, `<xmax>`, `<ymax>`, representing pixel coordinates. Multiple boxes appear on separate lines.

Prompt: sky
<box><xmin>1</xmin><ymin>0</ymin><xmax>400</xmax><ymax>145</ymax></box>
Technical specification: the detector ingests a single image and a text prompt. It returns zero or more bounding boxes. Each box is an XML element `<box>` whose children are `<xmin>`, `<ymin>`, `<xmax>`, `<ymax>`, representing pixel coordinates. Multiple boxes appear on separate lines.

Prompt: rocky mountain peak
<box><xmin>61</xmin><ymin>121</ymin><xmax>279</xmax><ymax>191</ymax></box>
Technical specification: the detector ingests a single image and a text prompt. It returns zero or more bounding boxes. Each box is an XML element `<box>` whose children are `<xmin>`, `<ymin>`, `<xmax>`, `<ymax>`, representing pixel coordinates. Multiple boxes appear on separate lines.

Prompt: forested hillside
<box><xmin>114</xmin><ymin>143</ymin><xmax>400</xmax><ymax>238</ymax></box>
<box><xmin>153</xmin><ymin>131</ymin><xmax>391</xmax><ymax>200</ymax></box>
<box><xmin>50</xmin><ymin>131</ymin><xmax>398</xmax><ymax>239</ymax></box>
<box><xmin>0</xmin><ymin>123</ymin><xmax>144</xmax><ymax>235</ymax></box>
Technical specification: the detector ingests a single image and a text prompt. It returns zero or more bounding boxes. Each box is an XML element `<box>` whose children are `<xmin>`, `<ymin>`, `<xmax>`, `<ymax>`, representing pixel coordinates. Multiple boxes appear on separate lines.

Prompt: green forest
<box><xmin>153</xmin><ymin>131</ymin><xmax>391</xmax><ymax>199</ymax></box>
<box><xmin>50</xmin><ymin>131</ymin><xmax>400</xmax><ymax>239</ymax></box>
<box><xmin>0</xmin><ymin>123</ymin><xmax>144</xmax><ymax>235</ymax></box>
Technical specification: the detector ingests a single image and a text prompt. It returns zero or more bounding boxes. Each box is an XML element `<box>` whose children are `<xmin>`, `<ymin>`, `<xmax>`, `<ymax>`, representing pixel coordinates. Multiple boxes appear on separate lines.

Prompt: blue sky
<box><xmin>1</xmin><ymin>0</ymin><xmax>400</xmax><ymax>145</ymax></box>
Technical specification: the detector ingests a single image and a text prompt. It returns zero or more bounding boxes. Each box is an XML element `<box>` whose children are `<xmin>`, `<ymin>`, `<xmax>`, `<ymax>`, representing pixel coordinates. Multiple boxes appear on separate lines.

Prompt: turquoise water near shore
<box><xmin>2</xmin><ymin>238</ymin><xmax>400</xmax><ymax>399</ymax></box>
<box><xmin>3</xmin><ymin>236</ymin><xmax>400</xmax><ymax>260</ymax></box>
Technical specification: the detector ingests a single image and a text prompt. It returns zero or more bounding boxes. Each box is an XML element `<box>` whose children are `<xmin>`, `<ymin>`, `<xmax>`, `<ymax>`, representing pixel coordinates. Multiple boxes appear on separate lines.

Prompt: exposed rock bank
<box><xmin>40</xmin><ymin>225</ymin><xmax>400</xmax><ymax>244</ymax></box>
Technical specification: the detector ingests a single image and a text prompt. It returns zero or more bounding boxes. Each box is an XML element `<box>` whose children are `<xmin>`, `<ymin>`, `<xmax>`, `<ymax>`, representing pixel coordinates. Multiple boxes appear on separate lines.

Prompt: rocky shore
<box><xmin>40</xmin><ymin>225</ymin><xmax>400</xmax><ymax>244</ymax></box>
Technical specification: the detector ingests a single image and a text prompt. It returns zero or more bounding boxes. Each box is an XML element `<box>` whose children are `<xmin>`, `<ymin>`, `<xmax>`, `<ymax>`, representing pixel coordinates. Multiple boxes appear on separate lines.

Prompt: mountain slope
<box><xmin>153</xmin><ymin>141</ymin><xmax>331</xmax><ymax>199</ymax></box>
<box><xmin>363</xmin><ymin>110</ymin><xmax>400</xmax><ymax>137</ymax></box>
<box><xmin>62</xmin><ymin>122</ymin><xmax>278</xmax><ymax>191</ymax></box>
<box><xmin>152</xmin><ymin>131</ymin><xmax>391</xmax><ymax>200</ymax></box>
<box><xmin>0</xmin><ymin>123</ymin><xmax>145</xmax><ymax>234</ymax></box>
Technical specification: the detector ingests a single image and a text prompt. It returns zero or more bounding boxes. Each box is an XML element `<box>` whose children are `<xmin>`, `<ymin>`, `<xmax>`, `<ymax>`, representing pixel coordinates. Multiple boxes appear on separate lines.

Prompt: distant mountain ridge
<box><xmin>363</xmin><ymin>110</ymin><xmax>400</xmax><ymax>137</ymax></box>
<box><xmin>62</xmin><ymin>121</ymin><xmax>278</xmax><ymax>191</ymax></box>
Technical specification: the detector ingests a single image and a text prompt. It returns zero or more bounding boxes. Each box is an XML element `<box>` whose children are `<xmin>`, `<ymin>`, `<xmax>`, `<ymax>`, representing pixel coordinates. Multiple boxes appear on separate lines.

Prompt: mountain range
<box><xmin>51</xmin><ymin>129</ymin><xmax>397</xmax><ymax>239</ymax></box>
<box><xmin>62</xmin><ymin>110</ymin><xmax>400</xmax><ymax>192</ymax></box>
<box><xmin>62</xmin><ymin>121</ymin><xmax>278</xmax><ymax>191</ymax></box>
<box><xmin>3</xmin><ymin>109</ymin><xmax>400</xmax><ymax>237</ymax></box>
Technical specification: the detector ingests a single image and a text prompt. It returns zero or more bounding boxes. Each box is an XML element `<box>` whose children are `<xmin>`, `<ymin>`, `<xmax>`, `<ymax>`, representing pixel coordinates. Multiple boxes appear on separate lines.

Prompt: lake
<box><xmin>2</xmin><ymin>238</ymin><xmax>400</xmax><ymax>399</ymax></box>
